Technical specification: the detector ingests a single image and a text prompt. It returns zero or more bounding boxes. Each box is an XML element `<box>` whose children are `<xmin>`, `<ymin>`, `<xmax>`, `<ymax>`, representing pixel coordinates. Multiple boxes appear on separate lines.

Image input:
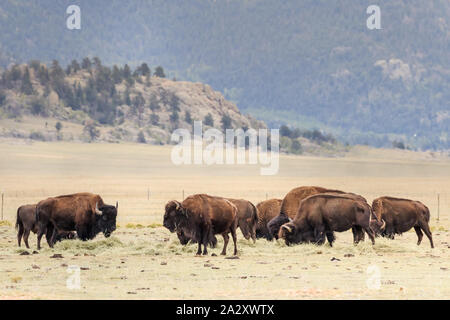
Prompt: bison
<box><xmin>176</xmin><ymin>229</ymin><xmax>218</xmax><ymax>247</ymax></box>
<box><xmin>279</xmin><ymin>193</ymin><xmax>378</xmax><ymax>246</ymax></box>
<box><xmin>16</xmin><ymin>204</ymin><xmax>76</xmax><ymax>248</ymax></box>
<box><xmin>164</xmin><ymin>194</ymin><xmax>238</xmax><ymax>256</ymax></box>
<box><xmin>267</xmin><ymin>186</ymin><xmax>348</xmax><ymax>240</ymax></box>
<box><xmin>371</xmin><ymin>196</ymin><xmax>434</xmax><ymax>248</ymax></box>
<box><xmin>227</xmin><ymin>198</ymin><xmax>258</xmax><ymax>243</ymax></box>
<box><xmin>35</xmin><ymin>193</ymin><xmax>117</xmax><ymax>249</ymax></box>
<box><xmin>255</xmin><ymin>198</ymin><xmax>282</xmax><ymax>240</ymax></box>
<box><xmin>176</xmin><ymin>198</ymin><xmax>257</xmax><ymax>245</ymax></box>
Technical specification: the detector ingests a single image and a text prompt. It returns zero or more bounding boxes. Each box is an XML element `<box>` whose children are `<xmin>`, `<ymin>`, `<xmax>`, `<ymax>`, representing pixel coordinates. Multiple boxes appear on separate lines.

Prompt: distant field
<box><xmin>0</xmin><ymin>141</ymin><xmax>449</xmax><ymax>299</ymax></box>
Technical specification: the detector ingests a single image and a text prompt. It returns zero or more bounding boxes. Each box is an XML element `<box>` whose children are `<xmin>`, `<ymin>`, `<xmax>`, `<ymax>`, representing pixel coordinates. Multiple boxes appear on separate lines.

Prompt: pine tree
<box><xmin>185</xmin><ymin>111</ymin><xmax>192</xmax><ymax>124</ymax></box>
<box><xmin>81</xmin><ymin>57</ymin><xmax>92</xmax><ymax>70</ymax></box>
<box><xmin>204</xmin><ymin>113</ymin><xmax>214</xmax><ymax>126</ymax></box>
<box><xmin>20</xmin><ymin>67</ymin><xmax>34</xmax><ymax>95</ymax></box>
<box><xmin>154</xmin><ymin>66</ymin><xmax>166</xmax><ymax>78</ymax></box>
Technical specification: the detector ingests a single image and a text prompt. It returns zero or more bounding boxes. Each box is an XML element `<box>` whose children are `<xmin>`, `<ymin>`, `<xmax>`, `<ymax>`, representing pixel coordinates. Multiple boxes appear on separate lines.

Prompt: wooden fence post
<box><xmin>1</xmin><ymin>193</ymin><xmax>4</xmax><ymax>221</ymax></box>
<box><xmin>437</xmin><ymin>193</ymin><xmax>440</xmax><ymax>221</ymax></box>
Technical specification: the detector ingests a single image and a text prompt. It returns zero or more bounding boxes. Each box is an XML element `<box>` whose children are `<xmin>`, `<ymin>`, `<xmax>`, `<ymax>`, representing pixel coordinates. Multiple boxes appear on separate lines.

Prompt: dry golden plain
<box><xmin>0</xmin><ymin>140</ymin><xmax>449</xmax><ymax>299</ymax></box>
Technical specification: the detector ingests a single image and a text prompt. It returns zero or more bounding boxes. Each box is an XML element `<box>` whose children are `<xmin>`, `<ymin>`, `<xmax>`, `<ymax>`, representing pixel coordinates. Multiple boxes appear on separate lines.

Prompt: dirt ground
<box><xmin>0</xmin><ymin>141</ymin><xmax>449</xmax><ymax>299</ymax></box>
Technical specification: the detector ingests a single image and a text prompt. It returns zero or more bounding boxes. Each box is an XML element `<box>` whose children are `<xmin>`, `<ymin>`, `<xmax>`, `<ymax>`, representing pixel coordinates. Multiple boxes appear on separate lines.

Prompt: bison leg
<box><xmin>352</xmin><ymin>226</ymin><xmax>365</xmax><ymax>244</ymax></box>
<box><xmin>418</xmin><ymin>222</ymin><xmax>434</xmax><ymax>248</ymax></box>
<box><xmin>221</xmin><ymin>233</ymin><xmax>229</xmax><ymax>255</ymax></box>
<box><xmin>231</xmin><ymin>226</ymin><xmax>238</xmax><ymax>256</ymax></box>
<box><xmin>314</xmin><ymin>225</ymin><xmax>326</xmax><ymax>245</ymax></box>
<box><xmin>48</xmin><ymin>227</ymin><xmax>58</xmax><ymax>248</ymax></box>
<box><xmin>23</xmin><ymin>229</ymin><xmax>31</xmax><ymax>249</ymax></box>
<box><xmin>36</xmin><ymin>228</ymin><xmax>45</xmax><ymax>250</ymax></box>
<box><xmin>45</xmin><ymin>224</ymin><xmax>55</xmax><ymax>247</ymax></box>
<box><xmin>325</xmin><ymin>231</ymin><xmax>335</xmax><ymax>247</ymax></box>
<box><xmin>196</xmin><ymin>241</ymin><xmax>202</xmax><ymax>256</ymax></box>
<box><xmin>363</xmin><ymin>227</ymin><xmax>376</xmax><ymax>245</ymax></box>
<box><xmin>17</xmin><ymin>224</ymin><xmax>24</xmax><ymax>247</ymax></box>
<box><xmin>251</xmin><ymin>224</ymin><xmax>257</xmax><ymax>243</ymax></box>
<box><xmin>414</xmin><ymin>226</ymin><xmax>423</xmax><ymax>246</ymax></box>
<box><xmin>76</xmin><ymin>226</ymin><xmax>89</xmax><ymax>241</ymax></box>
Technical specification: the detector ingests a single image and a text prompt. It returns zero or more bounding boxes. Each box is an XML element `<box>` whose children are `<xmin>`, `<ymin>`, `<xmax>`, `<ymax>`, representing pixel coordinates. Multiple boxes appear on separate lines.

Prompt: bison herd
<box><xmin>14</xmin><ymin>186</ymin><xmax>434</xmax><ymax>256</ymax></box>
<box><xmin>163</xmin><ymin>186</ymin><xmax>434</xmax><ymax>255</ymax></box>
<box><xmin>16</xmin><ymin>192</ymin><xmax>117</xmax><ymax>250</ymax></box>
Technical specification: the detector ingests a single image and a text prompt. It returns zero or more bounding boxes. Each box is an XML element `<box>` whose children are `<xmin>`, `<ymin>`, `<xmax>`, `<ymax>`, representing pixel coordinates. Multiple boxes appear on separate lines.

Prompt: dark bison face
<box><xmin>278</xmin><ymin>223</ymin><xmax>316</xmax><ymax>245</ymax></box>
<box><xmin>96</xmin><ymin>204</ymin><xmax>117</xmax><ymax>238</ymax></box>
<box><xmin>370</xmin><ymin>218</ymin><xmax>386</xmax><ymax>236</ymax></box>
<box><xmin>267</xmin><ymin>214</ymin><xmax>290</xmax><ymax>240</ymax></box>
<box><xmin>163</xmin><ymin>200</ymin><xmax>185</xmax><ymax>233</ymax></box>
<box><xmin>177</xmin><ymin>229</ymin><xmax>191</xmax><ymax>245</ymax></box>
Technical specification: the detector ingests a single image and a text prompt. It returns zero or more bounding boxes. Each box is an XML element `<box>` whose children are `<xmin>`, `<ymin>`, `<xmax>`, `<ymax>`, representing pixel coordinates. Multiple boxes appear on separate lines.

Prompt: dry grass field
<box><xmin>0</xmin><ymin>140</ymin><xmax>449</xmax><ymax>299</ymax></box>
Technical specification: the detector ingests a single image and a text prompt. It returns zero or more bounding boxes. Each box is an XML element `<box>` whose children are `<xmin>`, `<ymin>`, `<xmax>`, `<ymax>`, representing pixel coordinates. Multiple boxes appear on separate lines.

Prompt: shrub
<box><xmin>137</xmin><ymin>131</ymin><xmax>146</xmax><ymax>143</ymax></box>
<box><xmin>29</xmin><ymin>131</ymin><xmax>46</xmax><ymax>141</ymax></box>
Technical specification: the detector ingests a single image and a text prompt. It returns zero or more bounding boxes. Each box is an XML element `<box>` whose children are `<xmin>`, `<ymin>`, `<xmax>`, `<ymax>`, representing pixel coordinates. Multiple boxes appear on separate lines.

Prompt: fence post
<box><xmin>182</xmin><ymin>190</ymin><xmax>185</xmax><ymax>200</ymax></box>
<box><xmin>266</xmin><ymin>193</ymin><xmax>268</xmax><ymax>200</ymax></box>
<box><xmin>147</xmin><ymin>188</ymin><xmax>150</xmax><ymax>201</ymax></box>
<box><xmin>1</xmin><ymin>193</ymin><xmax>3</xmax><ymax>221</ymax></box>
<box><xmin>437</xmin><ymin>193</ymin><xmax>440</xmax><ymax>221</ymax></box>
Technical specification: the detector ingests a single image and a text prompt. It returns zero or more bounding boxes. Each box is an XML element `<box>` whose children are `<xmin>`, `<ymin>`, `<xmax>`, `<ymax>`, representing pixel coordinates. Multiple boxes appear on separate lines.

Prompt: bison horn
<box><xmin>381</xmin><ymin>219</ymin><xmax>386</xmax><ymax>230</ymax></box>
<box><xmin>282</xmin><ymin>225</ymin><xmax>292</xmax><ymax>233</ymax></box>
<box><xmin>95</xmin><ymin>202</ymin><xmax>102</xmax><ymax>215</ymax></box>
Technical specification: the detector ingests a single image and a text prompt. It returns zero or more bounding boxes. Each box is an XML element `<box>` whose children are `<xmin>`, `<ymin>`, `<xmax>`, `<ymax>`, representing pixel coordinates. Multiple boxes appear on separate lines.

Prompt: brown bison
<box><xmin>279</xmin><ymin>193</ymin><xmax>377</xmax><ymax>246</ymax></box>
<box><xmin>227</xmin><ymin>198</ymin><xmax>258</xmax><ymax>243</ymax></box>
<box><xmin>372</xmin><ymin>196</ymin><xmax>434</xmax><ymax>248</ymax></box>
<box><xmin>16</xmin><ymin>204</ymin><xmax>76</xmax><ymax>248</ymax></box>
<box><xmin>176</xmin><ymin>229</ymin><xmax>218</xmax><ymax>247</ymax></box>
<box><xmin>35</xmin><ymin>193</ymin><xmax>118</xmax><ymax>249</ymax></box>
<box><xmin>176</xmin><ymin>198</ymin><xmax>257</xmax><ymax>245</ymax></box>
<box><xmin>267</xmin><ymin>186</ymin><xmax>348</xmax><ymax>239</ymax></box>
<box><xmin>164</xmin><ymin>194</ymin><xmax>238</xmax><ymax>256</ymax></box>
<box><xmin>255</xmin><ymin>199</ymin><xmax>282</xmax><ymax>240</ymax></box>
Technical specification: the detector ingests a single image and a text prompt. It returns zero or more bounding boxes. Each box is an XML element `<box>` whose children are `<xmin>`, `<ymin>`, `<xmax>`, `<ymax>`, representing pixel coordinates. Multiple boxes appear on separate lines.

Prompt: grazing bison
<box><xmin>256</xmin><ymin>199</ymin><xmax>282</xmax><ymax>240</ymax></box>
<box><xmin>164</xmin><ymin>194</ymin><xmax>238</xmax><ymax>256</ymax></box>
<box><xmin>35</xmin><ymin>193</ymin><xmax>117</xmax><ymax>249</ymax></box>
<box><xmin>279</xmin><ymin>193</ymin><xmax>377</xmax><ymax>246</ymax></box>
<box><xmin>16</xmin><ymin>204</ymin><xmax>75</xmax><ymax>248</ymax></box>
<box><xmin>372</xmin><ymin>196</ymin><xmax>434</xmax><ymax>248</ymax></box>
<box><xmin>227</xmin><ymin>198</ymin><xmax>258</xmax><ymax>243</ymax></box>
<box><xmin>176</xmin><ymin>229</ymin><xmax>218</xmax><ymax>247</ymax></box>
<box><xmin>176</xmin><ymin>198</ymin><xmax>256</xmax><ymax>244</ymax></box>
<box><xmin>267</xmin><ymin>186</ymin><xmax>346</xmax><ymax>239</ymax></box>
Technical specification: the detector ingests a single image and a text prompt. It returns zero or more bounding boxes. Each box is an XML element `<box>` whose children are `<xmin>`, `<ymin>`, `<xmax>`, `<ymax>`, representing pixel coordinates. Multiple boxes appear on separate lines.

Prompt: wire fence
<box><xmin>1</xmin><ymin>189</ymin><xmax>448</xmax><ymax>223</ymax></box>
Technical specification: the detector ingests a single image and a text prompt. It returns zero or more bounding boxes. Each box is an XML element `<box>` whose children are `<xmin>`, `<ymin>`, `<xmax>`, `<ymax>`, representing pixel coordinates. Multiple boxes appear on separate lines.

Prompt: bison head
<box><xmin>278</xmin><ymin>222</ymin><xmax>316</xmax><ymax>245</ymax></box>
<box><xmin>95</xmin><ymin>202</ymin><xmax>118</xmax><ymax>238</ymax></box>
<box><xmin>267</xmin><ymin>214</ymin><xmax>291</xmax><ymax>240</ymax></box>
<box><xmin>369</xmin><ymin>218</ymin><xmax>386</xmax><ymax>236</ymax></box>
<box><xmin>163</xmin><ymin>200</ymin><xmax>187</xmax><ymax>233</ymax></box>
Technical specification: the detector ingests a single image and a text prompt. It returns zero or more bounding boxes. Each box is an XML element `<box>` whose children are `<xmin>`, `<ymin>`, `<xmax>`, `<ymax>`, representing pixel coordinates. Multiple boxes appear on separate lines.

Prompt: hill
<box><xmin>0</xmin><ymin>1</ymin><xmax>448</xmax><ymax>149</ymax></box>
<box><xmin>0</xmin><ymin>59</ymin><xmax>347</xmax><ymax>156</ymax></box>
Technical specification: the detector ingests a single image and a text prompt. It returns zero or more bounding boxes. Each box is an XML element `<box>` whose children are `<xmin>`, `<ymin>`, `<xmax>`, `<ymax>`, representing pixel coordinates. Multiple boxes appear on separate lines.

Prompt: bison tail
<box><xmin>15</xmin><ymin>207</ymin><xmax>22</xmax><ymax>230</ymax></box>
<box><xmin>424</xmin><ymin>205</ymin><xmax>431</xmax><ymax>222</ymax></box>
<box><xmin>250</xmin><ymin>202</ymin><xmax>259</xmax><ymax>224</ymax></box>
<box><xmin>35</xmin><ymin>205</ymin><xmax>40</xmax><ymax>225</ymax></box>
